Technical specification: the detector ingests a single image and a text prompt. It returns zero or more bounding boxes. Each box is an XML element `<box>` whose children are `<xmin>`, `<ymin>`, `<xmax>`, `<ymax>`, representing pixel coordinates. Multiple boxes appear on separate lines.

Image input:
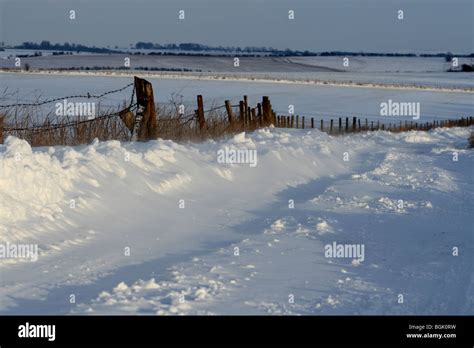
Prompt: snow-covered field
<box><xmin>1</xmin><ymin>73</ymin><xmax>473</xmax><ymax>122</ymax></box>
<box><xmin>0</xmin><ymin>126</ymin><xmax>472</xmax><ymax>315</ymax></box>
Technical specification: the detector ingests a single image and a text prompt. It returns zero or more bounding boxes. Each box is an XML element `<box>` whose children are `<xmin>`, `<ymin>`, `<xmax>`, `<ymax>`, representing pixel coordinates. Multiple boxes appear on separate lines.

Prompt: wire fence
<box><xmin>2</xmin><ymin>78</ymin><xmax>470</xmax><ymax>147</ymax></box>
<box><xmin>0</xmin><ymin>83</ymin><xmax>135</xmax><ymax>109</ymax></box>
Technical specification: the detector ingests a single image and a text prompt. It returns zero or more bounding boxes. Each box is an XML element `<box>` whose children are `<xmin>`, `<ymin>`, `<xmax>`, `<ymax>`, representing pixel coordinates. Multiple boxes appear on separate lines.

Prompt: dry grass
<box><xmin>0</xmin><ymin>100</ymin><xmax>260</xmax><ymax>147</ymax></box>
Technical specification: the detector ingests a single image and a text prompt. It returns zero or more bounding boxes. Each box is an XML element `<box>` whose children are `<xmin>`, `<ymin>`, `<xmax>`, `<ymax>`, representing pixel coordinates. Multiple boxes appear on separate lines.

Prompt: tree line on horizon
<box><xmin>5</xmin><ymin>41</ymin><xmax>474</xmax><ymax>58</ymax></box>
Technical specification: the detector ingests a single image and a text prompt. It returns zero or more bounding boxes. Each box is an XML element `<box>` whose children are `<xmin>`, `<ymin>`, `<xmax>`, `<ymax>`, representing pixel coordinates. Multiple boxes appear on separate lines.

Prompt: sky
<box><xmin>0</xmin><ymin>0</ymin><xmax>473</xmax><ymax>53</ymax></box>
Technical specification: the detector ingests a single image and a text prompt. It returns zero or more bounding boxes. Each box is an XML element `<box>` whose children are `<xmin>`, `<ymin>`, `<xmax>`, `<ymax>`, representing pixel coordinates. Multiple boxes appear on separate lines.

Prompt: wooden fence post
<box><xmin>345</xmin><ymin>117</ymin><xmax>349</xmax><ymax>132</ymax></box>
<box><xmin>239</xmin><ymin>101</ymin><xmax>245</xmax><ymax>124</ymax></box>
<box><xmin>296</xmin><ymin>115</ymin><xmax>299</xmax><ymax>128</ymax></box>
<box><xmin>352</xmin><ymin>117</ymin><xmax>356</xmax><ymax>132</ymax></box>
<box><xmin>339</xmin><ymin>118</ymin><xmax>342</xmax><ymax>133</ymax></box>
<box><xmin>330</xmin><ymin>119</ymin><xmax>333</xmax><ymax>134</ymax></box>
<box><xmin>225</xmin><ymin>100</ymin><xmax>234</xmax><ymax>124</ymax></box>
<box><xmin>291</xmin><ymin>115</ymin><xmax>294</xmax><ymax>128</ymax></box>
<box><xmin>320</xmin><ymin>119</ymin><xmax>324</xmax><ymax>132</ymax></box>
<box><xmin>134</xmin><ymin>76</ymin><xmax>157</xmax><ymax>141</ymax></box>
<box><xmin>311</xmin><ymin>118</ymin><xmax>314</xmax><ymax>129</ymax></box>
<box><xmin>0</xmin><ymin>115</ymin><xmax>4</xmax><ymax>144</ymax></box>
<box><xmin>302</xmin><ymin>116</ymin><xmax>305</xmax><ymax>129</ymax></box>
<box><xmin>196</xmin><ymin>95</ymin><xmax>206</xmax><ymax>130</ymax></box>
<box><xmin>243</xmin><ymin>96</ymin><xmax>248</xmax><ymax>125</ymax></box>
<box><xmin>262</xmin><ymin>96</ymin><xmax>270</xmax><ymax>124</ymax></box>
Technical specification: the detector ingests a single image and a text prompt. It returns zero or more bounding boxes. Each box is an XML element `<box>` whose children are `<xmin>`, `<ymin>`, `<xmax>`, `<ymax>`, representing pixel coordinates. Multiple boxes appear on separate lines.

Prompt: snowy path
<box><xmin>0</xmin><ymin>127</ymin><xmax>472</xmax><ymax>314</ymax></box>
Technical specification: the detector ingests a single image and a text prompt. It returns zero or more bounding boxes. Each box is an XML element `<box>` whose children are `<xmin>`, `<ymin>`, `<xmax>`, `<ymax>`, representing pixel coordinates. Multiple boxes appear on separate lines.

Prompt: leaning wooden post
<box><xmin>225</xmin><ymin>100</ymin><xmax>234</xmax><ymax>125</ymax></box>
<box><xmin>134</xmin><ymin>76</ymin><xmax>158</xmax><ymax>141</ymax></box>
<box><xmin>0</xmin><ymin>115</ymin><xmax>4</xmax><ymax>144</ymax></box>
<box><xmin>196</xmin><ymin>95</ymin><xmax>206</xmax><ymax>130</ymax></box>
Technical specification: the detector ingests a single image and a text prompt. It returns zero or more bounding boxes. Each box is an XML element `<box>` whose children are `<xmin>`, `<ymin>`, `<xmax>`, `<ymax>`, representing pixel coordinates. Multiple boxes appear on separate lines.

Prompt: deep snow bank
<box><xmin>0</xmin><ymin>126</ymin><xmax>472</xmax><ymax>314</ymax></box>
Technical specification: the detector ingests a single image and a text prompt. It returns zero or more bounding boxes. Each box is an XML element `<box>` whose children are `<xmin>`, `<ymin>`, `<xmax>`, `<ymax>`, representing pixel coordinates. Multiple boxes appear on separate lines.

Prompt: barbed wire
<box><xmin>0</xmin><ymin>83</ymin><xmax>134</xmax><ymax>109</ymax></box>
<box><xmin>4</xmin><ymin>103</ymin><xmax>138</xmax><ymax>133</ymax></box>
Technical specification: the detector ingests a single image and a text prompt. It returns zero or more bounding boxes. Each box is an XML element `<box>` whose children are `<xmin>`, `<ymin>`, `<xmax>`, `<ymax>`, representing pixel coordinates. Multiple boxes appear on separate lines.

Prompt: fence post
<box><xmin>225</xmin><ymin>100</ymin><xmax>234</xmax><ymax>125</ymax></box>
<box><xmin>239</xmin><ymin>101</ymin><xmax>245</xmax><ymax>124</ymax></box>
<box><xmin>320</xmin><ymin>119</ymin><xmax>324</xmax><ymax>132</ymax></box>
<box><xmin>365</xmin><ymin>118</ymin><xmax>368</xmax><ymax>131</ymax></box>
<box><xmin>0</xmin><ymin>115</ymin><xmax>4</xmax><ymax>144</ymax></box>
<box><xmin>339</xmin><ymin>118</ymin><xmax>342</xmax><ymax>133</ymax></box>
<box><xmin>345</xmin><ymin>117</ymin><xmax>349</xmax><ymax>132</ymax></box>
<box><xmin>196</xmin><ymin>95</ymin><xmax>206</xmax><ymax>130</ymax></box>
<box><xmin>291</xmin><ymin>115</ymin><xmax>294</xmax><ymax>128</ymax></box>
<box><xmin>296</xmin><ymin>115</ymin><xmax>299</xmax><ymax>128</ymax></box>
<box><xmin>262</xmin><ymin>96</ymin><xmax>270</xmax><ymax>124</ymax></box>
<box><xmin>358</xmin><ymin>119</ymin><xmax>361</xmax><ymax>132</ymax></box>
<box><xmin>302</xmin><ymin>116</ymin><xmax>305</xmax><ymax>129</ymax></box>
<box><xmin>352</xmin><ymin>117</ymin><xmax>356</xmax><ymax>132</ymax></box>
<box><xmin>134</xmin><ymin>76</ymin><xmax>157</xmax><ymax>141</ymax></box>
<box><xmin>330</xmin><ymin>119</ymin><xmax>333</xmax><ymax>134</ymax></box>
<box><xmin>311</xmin><ymin>118</ymin><xmax>314</xmax><ymax>129</ymax></box>
<box><xmin>251</xmin><ymin>108</ymin><xmax>257</xmax><ymax>127</ymax></box>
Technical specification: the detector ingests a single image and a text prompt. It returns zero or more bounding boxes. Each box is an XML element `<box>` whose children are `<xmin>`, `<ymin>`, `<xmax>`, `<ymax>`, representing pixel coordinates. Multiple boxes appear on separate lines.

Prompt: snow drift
<box><xmin>0</xmin><ymin>127</ymin><xmax>472</xmax><ymax>315</ymax></box>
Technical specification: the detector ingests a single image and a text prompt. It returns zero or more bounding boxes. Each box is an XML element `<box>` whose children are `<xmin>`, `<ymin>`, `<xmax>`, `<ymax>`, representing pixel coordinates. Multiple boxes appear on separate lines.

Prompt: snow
<box><xmin>1</xmin><ymin>73</ymin><xmax>473</xmax><ymax>122</ymax></box>
<box><xmin>0</xmin><ymin>126</ymin><xmax>472</xmax><ymax>315</ymax></box>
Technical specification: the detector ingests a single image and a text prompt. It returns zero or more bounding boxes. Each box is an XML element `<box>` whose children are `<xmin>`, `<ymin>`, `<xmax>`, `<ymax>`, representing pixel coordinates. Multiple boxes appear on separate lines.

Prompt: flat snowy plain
<box><xmin>0</xmin><ymin>127</ymin><xmax>472</xmax><ymax>314</ymax></box>
<box><xmin>0</xmin><ymin>72</ymin><xmax>473</xmax><ymax>123</ymax></box>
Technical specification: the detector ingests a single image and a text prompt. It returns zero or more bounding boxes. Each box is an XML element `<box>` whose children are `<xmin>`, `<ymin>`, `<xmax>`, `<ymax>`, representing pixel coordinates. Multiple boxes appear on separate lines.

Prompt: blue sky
<box><xmin>0</xmin><ymin>0</ymin><xmax>473</xmax><ymax>53</ymax></box>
